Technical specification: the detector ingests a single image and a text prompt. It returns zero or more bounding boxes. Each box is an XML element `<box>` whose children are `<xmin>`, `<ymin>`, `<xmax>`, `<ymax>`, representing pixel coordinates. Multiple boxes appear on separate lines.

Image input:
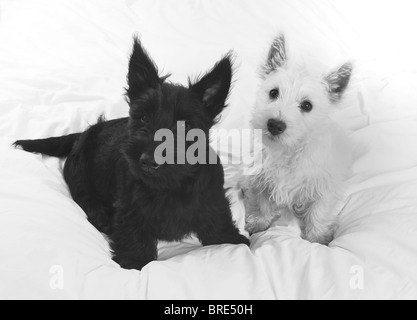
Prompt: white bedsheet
<box><xmin>1</xmin><ymin>0</ymin><xmax>417</xmax><ymax>299</ymax></box>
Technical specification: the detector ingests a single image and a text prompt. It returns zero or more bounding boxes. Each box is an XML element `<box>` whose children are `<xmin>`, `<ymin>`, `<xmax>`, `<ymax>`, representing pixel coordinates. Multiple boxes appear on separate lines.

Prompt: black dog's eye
<box><xmin>300</xmin><ymin>101</ymin><xmax>313</xmax><ymax>113</ymax></box>
<box><xmin>269</xmin><ymin>89</ymin><xmax>279</xmax><ymax>100</ymax></box>
<box><xmin>140</xmin><ymin>114</ymin><xmax>150</xmax><ymax>124</ymax></box>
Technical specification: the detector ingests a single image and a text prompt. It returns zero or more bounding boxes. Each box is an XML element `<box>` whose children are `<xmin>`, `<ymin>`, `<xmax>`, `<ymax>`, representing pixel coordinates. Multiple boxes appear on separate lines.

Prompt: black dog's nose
<box><xmin>267</xmin><ymin>118</ymin><xmax>287</xmax><ymax>136</ymax></box>
<box><xmin>140</xmin><ymin>153</ymin><xmax>160</xmax><ymax>170</ymax></box>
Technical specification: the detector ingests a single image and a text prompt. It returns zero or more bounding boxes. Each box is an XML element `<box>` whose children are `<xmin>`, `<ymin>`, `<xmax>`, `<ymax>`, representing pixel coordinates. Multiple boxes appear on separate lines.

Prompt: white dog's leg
<box><xmin>297</xmin><ymin>194</ymin><xmax>340</xmax><ymax>245</ymax></box>
<box><xmin>243</xmin><ymin>186</ymin><xmax>279</xmax><ymax>235</ymax></box>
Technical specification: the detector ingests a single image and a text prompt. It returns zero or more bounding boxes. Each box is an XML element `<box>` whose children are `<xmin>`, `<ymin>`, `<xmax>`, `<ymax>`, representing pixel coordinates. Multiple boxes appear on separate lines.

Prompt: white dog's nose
<box><xmin>267</xmin><ymin>119</ymin><xmax>287</xmax><ymax>136</ymax></box>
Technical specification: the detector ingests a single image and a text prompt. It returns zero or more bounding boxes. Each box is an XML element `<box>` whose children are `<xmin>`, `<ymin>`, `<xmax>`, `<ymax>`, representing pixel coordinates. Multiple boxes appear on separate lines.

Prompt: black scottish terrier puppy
<box><xmin>14</xmin><ymin>38</ymin><xmax>249</xmax><ymax>270</ymax></box>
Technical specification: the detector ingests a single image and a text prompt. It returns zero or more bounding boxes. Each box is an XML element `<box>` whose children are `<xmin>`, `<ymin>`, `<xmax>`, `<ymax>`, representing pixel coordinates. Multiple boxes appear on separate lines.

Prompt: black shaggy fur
<box><xmin>14</xmin><ymin>38</ymin><xmax>249</xmax><ymax>270</ymax></box>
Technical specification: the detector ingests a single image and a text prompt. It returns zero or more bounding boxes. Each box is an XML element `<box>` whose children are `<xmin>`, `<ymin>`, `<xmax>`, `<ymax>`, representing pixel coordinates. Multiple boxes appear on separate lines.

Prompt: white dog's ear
<box><xmin>324</xmin><ymin>62</ymin><xmax>353</xmax><ymax>102</ymax></box>
<box><xmin>261</xmin><ymin>34</ymin><xmax>287</xmax><ymax>77</ymax></box>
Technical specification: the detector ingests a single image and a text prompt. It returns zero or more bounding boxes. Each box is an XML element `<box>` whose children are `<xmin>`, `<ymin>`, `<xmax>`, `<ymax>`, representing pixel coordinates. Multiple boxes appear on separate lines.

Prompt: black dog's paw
<box><xmin>110</xmin><ymin>232</ymin><xmax>157</xmax><ymax>271</ymax></box>
<box><xmin>238</xmin><ymin>234</ymin><xmax>251</xmax><ymax>246</ymax></box>
<box><xmin>112</xmin><ymin>254</ymin><xmax>151</xmax><ymax>271</ymax></box>
<box><xmin>226</xmin><ymin>233</ymin><xmax>250</xmax><ymax>246</ymax></box>
<box><xmin>199</xmin><ymin>230</ymin><xmax>250</xmax><ymax>247</ymax></box>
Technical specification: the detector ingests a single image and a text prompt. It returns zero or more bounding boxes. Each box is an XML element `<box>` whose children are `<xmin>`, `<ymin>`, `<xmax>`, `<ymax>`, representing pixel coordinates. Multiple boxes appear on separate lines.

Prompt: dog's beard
<box><xmin>250</xmin><ymin>116</ymin><xmax>307</xmax><ymax>153</ymax></box>
<box><xmin>258</xmin><ymin>127</ymin><xmax>300</xmax><ymax>153</ymax></box>
<box><xmin>251</xmin><ymin>114</ymin><xmax>294</xmax><ymax>150</ymax></box>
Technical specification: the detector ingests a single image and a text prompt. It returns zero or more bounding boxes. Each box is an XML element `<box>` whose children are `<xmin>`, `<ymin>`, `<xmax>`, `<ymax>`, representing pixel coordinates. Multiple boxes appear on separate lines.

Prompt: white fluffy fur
<box><xmin>241</xmin><ymin>35</ymin><xmax>354</xmax><ymax>245</ymax></box>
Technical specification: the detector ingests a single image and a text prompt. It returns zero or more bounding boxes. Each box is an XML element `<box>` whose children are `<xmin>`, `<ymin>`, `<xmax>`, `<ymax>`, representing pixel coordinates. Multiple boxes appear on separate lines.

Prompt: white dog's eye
<box><xmin>269</xmin><ymin>89</ymin><xmax>279</xmax><ymax>100</ymax></box>
<box><xmin>300</xmin><ymin>101</ymin><xmax>313</xmax><ymax>112</ymax></box>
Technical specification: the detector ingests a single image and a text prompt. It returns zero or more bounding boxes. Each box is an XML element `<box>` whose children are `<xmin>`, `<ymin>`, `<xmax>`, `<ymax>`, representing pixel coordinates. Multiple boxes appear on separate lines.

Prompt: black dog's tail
<box><xmin>13</xmin><ymin>133</ymin><xmax>81</xmax><ymax>158</ymax></box>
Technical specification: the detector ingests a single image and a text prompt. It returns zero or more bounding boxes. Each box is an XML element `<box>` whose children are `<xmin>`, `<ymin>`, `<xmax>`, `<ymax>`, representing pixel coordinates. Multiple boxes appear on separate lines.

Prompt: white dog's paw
<box><xmin>245</xmin><ymin>218</ymin><xmax>273</xmax><ymax>235</ymax></box>
<box><xmin>302</xmin><ymin>222</ymin><xmax>338</xmax><ymax>245</ymax></box>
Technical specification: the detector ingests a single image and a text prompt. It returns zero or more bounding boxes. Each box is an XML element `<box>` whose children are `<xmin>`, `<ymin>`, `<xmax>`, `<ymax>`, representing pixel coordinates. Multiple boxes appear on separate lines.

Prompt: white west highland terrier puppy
<box><xmin>241</xmin><ymin>34</ymin><xmax>353</xmax><ymax>245</ymax></box>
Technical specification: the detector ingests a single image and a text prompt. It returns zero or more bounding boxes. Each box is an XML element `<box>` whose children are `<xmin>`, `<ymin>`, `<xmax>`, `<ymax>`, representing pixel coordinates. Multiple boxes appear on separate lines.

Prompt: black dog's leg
<box><xmin>110</xmin><ymin>211</ymin><xmax>157</xmax><ymax>270</ymax></box>
<box><xmin>197</xmin><ymin>222</ymin><xmax>249</xmax><ymax>247</ymax></box>
<box><xmin>83</xmin><ymin>203</ymin><xmax>114</xmax><ymax>235</ymax></box>
<box><xmin>196</xmin><ymin>206</ymin><xmax>250</xmax><ymax>247</ymax></box>
<box><xmin>64</xmin><ymin>150</ymin><xmax>115</xmax><ymax>234</ymax></box>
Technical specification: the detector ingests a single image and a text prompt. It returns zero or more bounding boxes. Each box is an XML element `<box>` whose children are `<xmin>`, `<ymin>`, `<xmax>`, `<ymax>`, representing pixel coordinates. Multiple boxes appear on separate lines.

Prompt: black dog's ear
<box><xmin>126</xmin><ymin>37</ymin><xmax>160</xmax><ymax>100</ymax></box>
<box><xmin>324</xmin><ymin>62</ymin><xmax>353</xmax><ymax>102</ymax></box>
<box><xmin>261</xmin><ymin>34</ymin><xmax>287</xmax><ymax>77</ymax></box>
<box><xmin>190</xmin><ymin>54</ymin><xmax>233</xmax><ymax>121</ymax></box>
